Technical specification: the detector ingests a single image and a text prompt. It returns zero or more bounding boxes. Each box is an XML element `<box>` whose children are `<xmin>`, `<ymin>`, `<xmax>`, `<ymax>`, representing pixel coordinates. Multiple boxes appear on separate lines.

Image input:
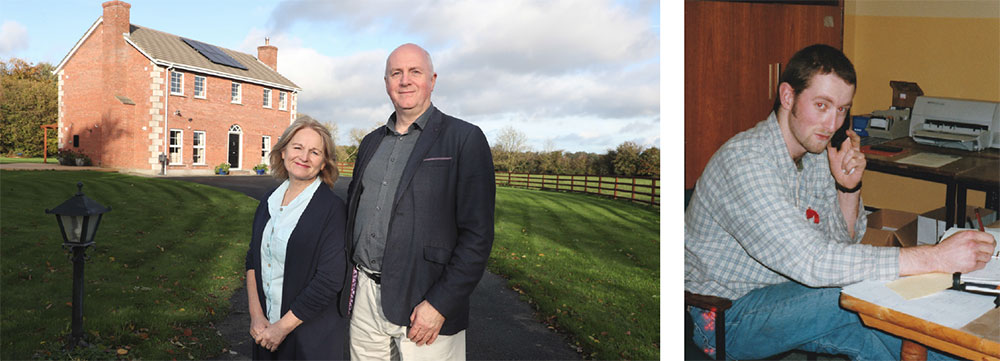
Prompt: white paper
<box><xmin>895</xmin><ymin>152</ymin><xmax>961</xmax><ymax>168</ymax></box>
<box><xmin>842</xmin><ymin>280</ymin><xmax>995</xmax><ymax>329</ymax></box>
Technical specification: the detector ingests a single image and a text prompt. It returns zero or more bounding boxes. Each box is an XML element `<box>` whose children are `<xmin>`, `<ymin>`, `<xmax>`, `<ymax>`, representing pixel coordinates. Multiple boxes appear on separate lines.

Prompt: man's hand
<box><xmin>933</xmin><ymin>230</ymin><xmax>997</xmax><ymax>273</ymax></box>
<box><xmin>827</xmin><ymin>129</ymin><xmax>866</xmax><ymax>190</ymax></box>
<box><xmin>901</xmin><ymin>230</ymin><xmax>996</xmax><ymax>275</ymax></box>
<box><xmin>408</xmin><ymin>300</ymin><xmax>445</xmax><ymax>346</ymax></box>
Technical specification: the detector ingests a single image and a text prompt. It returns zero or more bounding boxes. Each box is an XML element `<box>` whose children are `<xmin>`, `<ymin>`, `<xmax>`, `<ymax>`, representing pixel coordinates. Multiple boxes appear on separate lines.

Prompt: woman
<box><xmin>245</xmin><ymin>117</ymin><xmax>347</xmax><ymax>360</ymax></box>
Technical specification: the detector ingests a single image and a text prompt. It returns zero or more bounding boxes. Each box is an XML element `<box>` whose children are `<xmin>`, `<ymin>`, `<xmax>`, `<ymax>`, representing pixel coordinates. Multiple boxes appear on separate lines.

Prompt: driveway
<box><xmin>166</xmin><ymin>175</ymin><xmax>581</xmax><ymax>360</ymax></box>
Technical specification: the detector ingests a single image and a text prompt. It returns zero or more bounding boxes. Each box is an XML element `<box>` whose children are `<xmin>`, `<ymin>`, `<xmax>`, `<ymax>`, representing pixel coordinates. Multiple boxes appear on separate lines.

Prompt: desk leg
<box><xmin>945</xmin><ymin>183</ymin><xmax>956</xmax><ymax>229</ymax></box>
<box><xmin>988</xmin><ymin>189</ymin><xmax>999</xmax><ymax>213</ymax></box>
<box><xmin>957</xmin><ymin>185</ymin><xmax>968</xmax><ymax>228</ymax></box>
<box><xmin>901</xmin><ymin>340</ymin><xmax>927</xmax><ymax>361</ymax></box>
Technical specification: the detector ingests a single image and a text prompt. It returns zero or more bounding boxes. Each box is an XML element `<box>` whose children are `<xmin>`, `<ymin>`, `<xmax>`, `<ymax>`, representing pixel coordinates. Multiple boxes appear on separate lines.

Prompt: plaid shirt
<box><xmin>685</xmin><ymin>113</ymin><xmax>899</xmax><ymax>300</ymax></box>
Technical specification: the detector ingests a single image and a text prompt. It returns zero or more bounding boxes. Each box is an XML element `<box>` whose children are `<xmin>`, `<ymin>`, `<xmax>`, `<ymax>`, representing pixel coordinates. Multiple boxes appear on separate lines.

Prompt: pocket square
<box><xmin>423</xmin><ymin>157</ymin><xmax>452</xmax><ymax>161</ymax></box>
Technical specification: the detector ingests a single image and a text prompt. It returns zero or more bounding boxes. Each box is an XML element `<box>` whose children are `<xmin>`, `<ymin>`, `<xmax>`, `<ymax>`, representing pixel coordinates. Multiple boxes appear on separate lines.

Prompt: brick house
<box><xmin>54</xmin><ymin>0</ymin><xmax>300</xmax><ymax>174</ymax></box>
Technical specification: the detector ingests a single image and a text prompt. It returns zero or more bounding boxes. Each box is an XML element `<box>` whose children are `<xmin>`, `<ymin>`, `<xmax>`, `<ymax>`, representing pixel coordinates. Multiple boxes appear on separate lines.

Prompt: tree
<box><xmin>1</xmin><ymin>58</ymin><xmax>58</xmax><ymax>157</ymax></box>
<box><xmin>612</xmin><ymin>141</ymin><xmax>644</xmax><ymax>176</ymax></box>
<box><xmin>343</xmin><ymin>123</ymin><xmax>380</xmax><ymax>162</ymax></box>
<box><xmin>638</xmin><ymin>147</ymin><xmax>660</xmax><ymax>177</ymax></box>
<box><xmin>492</xmin><ymin>126</ymin><xmax>531</xmax><ymax>172</ymax></box>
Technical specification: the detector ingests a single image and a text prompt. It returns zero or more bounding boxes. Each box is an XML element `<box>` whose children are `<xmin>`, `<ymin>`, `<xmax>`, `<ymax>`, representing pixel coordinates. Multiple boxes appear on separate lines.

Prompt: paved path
<box><xmin>166</xmin><ymin>174</ymin><xmax>582</xmax><ymax>361</ymax></box>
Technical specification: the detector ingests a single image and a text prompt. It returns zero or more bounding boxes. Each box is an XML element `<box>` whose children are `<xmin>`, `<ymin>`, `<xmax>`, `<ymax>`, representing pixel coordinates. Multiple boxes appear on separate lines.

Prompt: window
<box><xmin>194</xmin><ymin>75</ymin><xmax>206</xmax><ymax>98</ymax></box>
<box><xmin>170</xmin><ymin>71</ymin><xmax>183</xmax><ymax>95</ymax></box>
<box><xmin>261</xmin><ymin>136</ymin><xmax>271</xmax><ymax>165</ymax></box>
<box><xmin>73</xmin><ymin>135</ymin><xmax>79</xmax><ymax>147</ymax></box>
<box><xmin>231</xmin><ymin>82</ymin><xmax>241</xmax><ymax>103</ymax></box>
<box><xmin>262</xmin><ymin>89</ymin><xmax>271</xmax><ymax>108</ymax></box>
<box><xmin>193</xmin><ymin>131</ymin><xmax>206</xmax><ymax>165</ymax></box>
<box><xmin>169</xmin><ymin>129</ymin><xmax>183</xmax><ymax>164</ymax></box>
<box><xmin>279</xmin><ymin>92</ymin><xmax>287</xmax><ymax>110</ymax></box>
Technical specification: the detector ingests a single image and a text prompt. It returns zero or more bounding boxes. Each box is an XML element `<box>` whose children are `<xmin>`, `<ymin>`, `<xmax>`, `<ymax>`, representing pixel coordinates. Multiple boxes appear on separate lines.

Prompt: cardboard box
<box><xmin>862</xmin><ymin>209</ymin><xmax>918</xmax><ymax>247</ymax></box>
<box><xmin>889</xmin><ymin>81</ymin><xmax>923</xmax><ymax>109</ymax></box>
<box><xmin>917</xmin><ymin>206</ymin><xmax>997</xmax><ymax>245</ymax></box>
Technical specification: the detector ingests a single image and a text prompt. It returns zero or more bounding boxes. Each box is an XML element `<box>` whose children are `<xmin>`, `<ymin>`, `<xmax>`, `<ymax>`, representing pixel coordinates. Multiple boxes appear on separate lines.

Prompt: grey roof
<box><xmin>127</xmin><ymin>24</ymin><xmax>299</xmax><ymax>91</ymax></box>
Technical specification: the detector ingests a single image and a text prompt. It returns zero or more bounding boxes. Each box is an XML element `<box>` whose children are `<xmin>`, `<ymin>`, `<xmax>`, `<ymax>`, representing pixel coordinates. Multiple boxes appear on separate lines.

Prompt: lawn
<box><xmin>0</xmin><ymin>170</ymin><xmax>256</xmax><ymax>360</ymax></box>
<box><xmin>1</xmin><ymin>157</ymin><xmax>47</xmax><ymax>164</ymax></box>
<box><xmin>491</xmin><ymin>187</ymin><xmax>660</xmax><ymax>360</ymax></box>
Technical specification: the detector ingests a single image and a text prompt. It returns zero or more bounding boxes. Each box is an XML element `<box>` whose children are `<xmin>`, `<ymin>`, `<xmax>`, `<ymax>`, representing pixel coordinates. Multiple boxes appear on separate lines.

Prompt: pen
<box><xmin>975</xmin><ymin>208</ymin><xmax>985</xmax><ymax>232</ymax></box>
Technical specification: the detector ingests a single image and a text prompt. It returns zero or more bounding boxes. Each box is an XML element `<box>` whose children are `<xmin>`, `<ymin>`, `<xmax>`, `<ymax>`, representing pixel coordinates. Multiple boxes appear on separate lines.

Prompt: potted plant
<box><xmin>57</xmin><ymin>150</ymin><xmax>77</xmax><ymax>166</ymax></box>
<box><xmin>214</xmin><ymin>162</ymin><xmax>231</xmax><ymax>175</ymax></box>
<box><xmin>253</xmin><ymin>163</ymin><xmax>268</xmax><ymax>175</ymax></box>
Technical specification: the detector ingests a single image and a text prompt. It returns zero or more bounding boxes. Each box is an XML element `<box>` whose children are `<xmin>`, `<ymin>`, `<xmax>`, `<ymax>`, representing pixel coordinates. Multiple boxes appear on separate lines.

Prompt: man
<box><xmin>341</xmin><ymin>43</ymin><xmax>496</xmax><ymax>360</ymax></box>
<box><xmin>685</xmin><ymin>44</ymin><xmax>996</xmax><ymax>360</ymax></box>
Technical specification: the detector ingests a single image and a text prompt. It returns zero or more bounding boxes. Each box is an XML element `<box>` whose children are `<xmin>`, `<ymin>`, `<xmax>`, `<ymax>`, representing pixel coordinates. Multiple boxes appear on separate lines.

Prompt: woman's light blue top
<box><xmin>260</xmin><ymin>177</ymin><xmax>322</xmax><ymax>323</ymax></box>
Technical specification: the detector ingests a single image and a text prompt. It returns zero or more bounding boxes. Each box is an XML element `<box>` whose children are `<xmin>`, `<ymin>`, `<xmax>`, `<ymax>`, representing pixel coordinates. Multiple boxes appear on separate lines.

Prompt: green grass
<box><xmin>1</xmin><ymin>157</ymin><xmax>47</xmax><ymax>164</ymax></box>
<box><xmin>0</xmin><ymin>170</ymin><xmax>256</xmax><ymax>360</ymax></box>
<box><xmin>490</xmin><ymin>187</ymin><xmax>660</xmax><ymax>360</ymax></box>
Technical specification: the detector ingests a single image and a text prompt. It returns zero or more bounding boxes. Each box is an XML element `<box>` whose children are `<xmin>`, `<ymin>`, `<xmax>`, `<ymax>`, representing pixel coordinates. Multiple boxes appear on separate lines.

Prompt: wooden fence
<box><xmin>496</xmin><ymin>172</ymin><xmax>660</xmax><ymax>206</ymax></box>
<box><xmin>334</xmin><ymin>163</ymin><xmax>658</xmax><ymax>206</ymax></box>
<box><xmin>336</xmin><ymin>162</ymin><xmax>354</xmax><ymax>177</ymax></box>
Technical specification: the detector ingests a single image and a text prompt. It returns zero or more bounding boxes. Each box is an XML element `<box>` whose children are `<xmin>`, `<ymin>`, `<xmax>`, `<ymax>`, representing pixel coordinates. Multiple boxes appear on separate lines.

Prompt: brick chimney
<box><xmin>100</xmin><ymin>0</ymin><xmax>131</xmax><ymax>167</ymax></box>
<box><xmin>102</xmin><ymin>1</ymin><xmax>131</xmax><ymax>40</ymax></box>
<box><xmin>102</xmin><ymin>0</ymin><xmax>130</xmax><ymax>88</ymax></box>
<box><xmin>258</xmin><ymin>37</ymin><xmax>278</xmax><ymax>71</ymax></box>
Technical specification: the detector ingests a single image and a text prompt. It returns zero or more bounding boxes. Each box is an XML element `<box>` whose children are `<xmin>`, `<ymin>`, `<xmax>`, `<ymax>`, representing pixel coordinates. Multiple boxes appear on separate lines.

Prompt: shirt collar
<box><xmin>386</xmin><ymin>104</ymin><xmax>435</xmax><ymax>135</ymax></box>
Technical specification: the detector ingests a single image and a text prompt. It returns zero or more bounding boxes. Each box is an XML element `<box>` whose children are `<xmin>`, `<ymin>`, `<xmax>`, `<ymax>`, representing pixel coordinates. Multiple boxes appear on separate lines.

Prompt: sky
<box><xmin>0</xmin><ymin>0</ymin><xmax>665</xmax><ymax>155</ymax></box>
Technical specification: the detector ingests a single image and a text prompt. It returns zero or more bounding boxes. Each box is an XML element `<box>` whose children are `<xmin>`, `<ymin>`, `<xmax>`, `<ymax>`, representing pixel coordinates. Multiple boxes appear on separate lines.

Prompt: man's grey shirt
<box><xmin>352</xmin><ymin>106</ymin><xmax>433</xmax><ymax>272</ymax></box>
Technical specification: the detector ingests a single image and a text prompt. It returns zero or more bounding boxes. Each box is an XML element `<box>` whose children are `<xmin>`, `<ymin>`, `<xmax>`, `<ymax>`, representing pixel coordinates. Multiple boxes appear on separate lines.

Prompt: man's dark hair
<box><xmin>772</xmin><ymin>44</ymin><xmax>857</xmax><ymax>113</ymax></box>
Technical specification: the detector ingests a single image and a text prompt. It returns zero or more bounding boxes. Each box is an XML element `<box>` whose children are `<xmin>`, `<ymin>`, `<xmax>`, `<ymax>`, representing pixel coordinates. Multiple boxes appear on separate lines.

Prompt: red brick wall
<box><xmin>59</xmin><ymin>3</ymin><xmax>297</xmax><ymax>174</ymax></box>
<box><xmin>163</xmin><ymin>70</ymin><xmax>294</xmax><ymax>172</ymax></box>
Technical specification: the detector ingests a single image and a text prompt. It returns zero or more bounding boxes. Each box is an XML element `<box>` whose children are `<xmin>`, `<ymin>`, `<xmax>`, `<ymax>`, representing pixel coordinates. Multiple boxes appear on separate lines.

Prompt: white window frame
<box><xmin>231</xmin><ymin>82</ymin><xmax>242</xmax><ymax>104</ymax></box>
<box><xmin>261</xmin><ymin>136</ymin><xmax>272</xmax><ymax>165</ymax></box>
<box><xmin>262</xmin><ymin>88</ymin><xmax>272</xmax><ymax>108</ymax></box>
<box><xmin>278</xmin><ymin>91</ymin><xmax>287</xmax><ymax>110</ymax></box>
<box><xmin>170</xmin><ymin>71</ymin><xmax>184</xmax><ymax>95</ymax></box>
<box><xmin>193</xmin><ymin>131</ymin><xmax>206</xmax><ymax>165</ymax></box>
<box><xmin>193</xmin><ymin>75</ymin><xmax>206</xmax><ymax>99</ymax></box>
<box><xmin>169</xmin><ymin>129</ymin><xmax>183</xmax><ymax>165</ymax></box>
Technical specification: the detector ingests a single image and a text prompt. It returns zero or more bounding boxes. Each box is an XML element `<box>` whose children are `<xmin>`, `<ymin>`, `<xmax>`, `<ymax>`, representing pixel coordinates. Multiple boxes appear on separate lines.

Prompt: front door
<box><xmin>228</xmin><ymin>133</ymin><xmax>240</xmax><ymax>169</ymax></box>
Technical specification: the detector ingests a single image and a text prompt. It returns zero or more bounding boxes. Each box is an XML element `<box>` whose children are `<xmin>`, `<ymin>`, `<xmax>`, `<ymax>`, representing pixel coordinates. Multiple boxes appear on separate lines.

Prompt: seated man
<box><xmin>684</xmin><ymin>44</ymin><xmax>996</xmax><ymax>360</ymax></box>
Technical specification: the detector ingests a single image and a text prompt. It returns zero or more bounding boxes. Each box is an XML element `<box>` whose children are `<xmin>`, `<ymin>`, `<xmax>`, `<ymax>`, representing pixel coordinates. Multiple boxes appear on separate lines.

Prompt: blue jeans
<box><xmin>689</xmin><ymin>282</ymin><xmax>957</xmax><ymax>360</ymax></box>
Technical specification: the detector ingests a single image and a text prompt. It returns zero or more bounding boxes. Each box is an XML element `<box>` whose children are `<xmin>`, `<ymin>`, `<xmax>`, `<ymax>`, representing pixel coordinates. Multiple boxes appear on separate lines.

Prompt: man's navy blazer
<box><xmin>246</xmin><ymin>184</ymin><xmax>348</xmax><ymax>359</ymax></box>
<box><xmin>341</xmin><ymin>106</ymin><xmax>496</xmax><ymax>335</ymax></box>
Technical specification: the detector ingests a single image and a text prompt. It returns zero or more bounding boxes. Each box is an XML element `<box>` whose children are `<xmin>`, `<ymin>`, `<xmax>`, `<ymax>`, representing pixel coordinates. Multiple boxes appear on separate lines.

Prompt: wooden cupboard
<box><xmin>684</xmin><ymin>0</ymin><xmax>844</xmax><ymax>189</ymax></box>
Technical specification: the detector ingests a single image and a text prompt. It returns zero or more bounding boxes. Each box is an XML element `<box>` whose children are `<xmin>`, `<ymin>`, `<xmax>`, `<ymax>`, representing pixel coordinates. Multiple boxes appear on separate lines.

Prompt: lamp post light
<box><xmin>45</xmin><ymin>182</ymin><xmax>111</xmax><ymax>350</ymax></box>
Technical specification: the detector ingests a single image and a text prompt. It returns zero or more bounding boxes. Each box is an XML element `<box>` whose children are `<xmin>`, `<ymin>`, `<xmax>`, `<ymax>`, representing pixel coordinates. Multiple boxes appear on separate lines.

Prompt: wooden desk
<box><xmin>864</xmin><ymin>138</ymin><xmax>1000</xmax><ymax>228</ymax></box>
<box><xmin>840</xmin><ymin>293</ymin><xmax>1000</xmax><ymax>361</ymax></box>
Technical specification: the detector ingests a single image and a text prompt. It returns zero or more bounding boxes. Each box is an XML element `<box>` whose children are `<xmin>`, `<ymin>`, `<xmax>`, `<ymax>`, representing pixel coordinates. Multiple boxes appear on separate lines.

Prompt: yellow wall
<box><xmin>844</xmin><ymin>0</ymin><xmax>999</xmax><ymax>214</ymax></box>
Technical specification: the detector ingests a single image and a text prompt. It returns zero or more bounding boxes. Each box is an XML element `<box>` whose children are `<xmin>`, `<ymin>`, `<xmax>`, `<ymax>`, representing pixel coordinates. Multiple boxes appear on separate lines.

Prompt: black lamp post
<box><xmin>45</xmin><ymin>182</ymin><xmax>110</xmax><ymax>349</ymax></box>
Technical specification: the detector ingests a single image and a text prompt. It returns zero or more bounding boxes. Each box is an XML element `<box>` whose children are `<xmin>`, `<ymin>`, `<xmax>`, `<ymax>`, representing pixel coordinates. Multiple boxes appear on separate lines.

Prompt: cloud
<box><xmin>259</xmin><ymin>0</ymin><xmax>659</xmax><ymax>153</ymax></box>
<box><xmin>0</xmin><ymin>21</ymin><xmax>29</xmax><ymax>55</ymax></box>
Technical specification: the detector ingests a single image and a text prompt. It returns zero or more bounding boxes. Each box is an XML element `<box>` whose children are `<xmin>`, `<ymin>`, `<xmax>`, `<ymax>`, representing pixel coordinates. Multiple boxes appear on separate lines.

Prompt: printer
<box><xmin>909</xmin><ymin>96</ymin><xmax>1000</xmax><ymax>151</ymax></box>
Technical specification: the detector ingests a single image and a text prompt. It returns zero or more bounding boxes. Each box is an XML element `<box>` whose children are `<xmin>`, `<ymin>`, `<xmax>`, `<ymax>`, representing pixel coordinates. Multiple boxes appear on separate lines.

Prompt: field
<box><xmin>0</xmin><ymin>170</ymin><xmax>255</xmax><ymax>360</ymax></box>
<box><xmin>491</xmin><ymin>186</ymin><xmax>660</xmax><ymax>360</ymax></box>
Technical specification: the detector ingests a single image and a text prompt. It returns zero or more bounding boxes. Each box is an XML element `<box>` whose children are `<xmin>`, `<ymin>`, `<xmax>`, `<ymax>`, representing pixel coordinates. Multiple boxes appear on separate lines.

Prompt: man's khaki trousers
<box><xmin>349</xmin><ymin>267</ymin><xmax>466</xmax><ymax>361</ymax></box>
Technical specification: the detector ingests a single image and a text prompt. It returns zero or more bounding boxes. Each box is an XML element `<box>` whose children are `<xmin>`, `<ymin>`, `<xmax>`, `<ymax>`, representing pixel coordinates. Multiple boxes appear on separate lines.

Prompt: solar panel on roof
<box><xmin>181</xmin><ymin>37</ymin><xmax>248</xmax><ymax>70</ymax></box>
